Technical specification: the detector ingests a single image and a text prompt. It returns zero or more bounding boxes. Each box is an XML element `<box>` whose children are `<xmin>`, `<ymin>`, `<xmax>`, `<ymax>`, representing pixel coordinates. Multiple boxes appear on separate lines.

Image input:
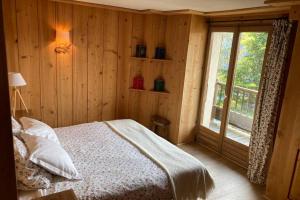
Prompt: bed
<box><xmin>19</xmin><ymin>119</ymin><xmax>213</xmax><ymax>200</ymax></box>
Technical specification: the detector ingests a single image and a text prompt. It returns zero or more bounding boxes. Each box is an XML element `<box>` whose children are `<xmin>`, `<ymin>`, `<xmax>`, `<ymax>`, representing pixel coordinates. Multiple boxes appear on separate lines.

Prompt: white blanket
<box><xmin>106</xmin><ymin>119</ymin><xmax>214</xmax><ymax>200</ymax></box>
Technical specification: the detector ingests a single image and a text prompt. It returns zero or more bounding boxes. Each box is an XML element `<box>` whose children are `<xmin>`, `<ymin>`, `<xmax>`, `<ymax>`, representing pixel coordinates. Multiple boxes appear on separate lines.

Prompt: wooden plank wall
<box><xmin>178</xmin><ymin>15</ymin><xmax>208</xmax><ymax>143</ymax></box>
<box><xmin>119</xmin><ymin>14</ymin><xmax>194</xmax><ymax>143</ymax></box>
<box><xmin>3</xmin><ymin>0</ymin><xmax>207</xmax><ymax>144</ymax></box>
<box><xmin>116</xmin><ymin>14</ymin><xmax>207</xmax><ymax>143</ymax></box>
<box><xmin>3</xmin><ymin>0</ymin><xmax>120</xmax><ymax>127</ymax></box>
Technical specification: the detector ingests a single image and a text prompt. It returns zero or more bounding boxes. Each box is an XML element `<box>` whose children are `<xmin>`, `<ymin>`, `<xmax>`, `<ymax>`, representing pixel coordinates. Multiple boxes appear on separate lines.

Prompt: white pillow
<box><xmin>13</xmin><ymin>136</ymin><xmax>52</xmax><ymax>190</ymax></box>
<box><xmin>20</xmin><ymin>133</ymin><xmax>81</xmax><ymax>180</ymax></box>
<box><xmin>11</xmin><ymin>117</ymin><xmax>22</xmax><ymax>135</ymax></box>
<box><xmin>20</xmin><ymin>117</ymin><xmax>60</xmax><ymax>144</ymax></box>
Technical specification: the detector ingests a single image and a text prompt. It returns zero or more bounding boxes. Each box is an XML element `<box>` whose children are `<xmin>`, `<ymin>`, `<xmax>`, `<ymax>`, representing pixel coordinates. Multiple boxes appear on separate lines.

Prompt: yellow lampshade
<box><xmin>55</xmin><ymin>30</ymin><xmax>71</xmax><ymax>54</ymax></box>
<box><xmin>56</xmin><ymin>30</ymin><xmax>70</xmax><ymax>45</ymax></box>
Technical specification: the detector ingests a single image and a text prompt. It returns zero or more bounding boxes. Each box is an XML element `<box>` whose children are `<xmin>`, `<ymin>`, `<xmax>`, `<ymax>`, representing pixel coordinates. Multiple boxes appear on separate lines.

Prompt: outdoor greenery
<box><xmin>214</xmin><ymin>32</ymin><xmax>268</xmax><ymax>117</ymax></box>
<box><xmin>217</xmin><ymin>32</ymin><xmax>268</xmax><ymax>90</ymax></box>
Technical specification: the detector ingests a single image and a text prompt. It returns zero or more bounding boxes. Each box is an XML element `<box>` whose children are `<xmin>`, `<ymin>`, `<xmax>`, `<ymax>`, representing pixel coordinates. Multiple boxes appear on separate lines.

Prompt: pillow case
<box><xmin>20</xmin><ymin>117</ymin><xmax>60</xmax><ymax>144</ymax></box>
<box><xmin>13</xmin><ymin>136</ymin><xmax>52</xmax><ymax>190</ymax></box>
<box><xmin>20</xmin><ymin>133</ymin><xmax>81</xmax><ymax>180</ymax></box>
<box><xmin>11</xmin><ymin>117</ymin><xmax>22</xmax><ymax>135</ymax></box>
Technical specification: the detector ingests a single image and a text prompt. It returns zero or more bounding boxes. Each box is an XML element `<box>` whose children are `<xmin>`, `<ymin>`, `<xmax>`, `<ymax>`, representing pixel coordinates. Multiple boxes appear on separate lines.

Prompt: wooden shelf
<box><xmin>130</xmin><ymin>57</ymin><xmax>172</xmax><ymax>63</ymax></box>
<box><xmin>129</xmin><ymin>88</ymin><xmax>146</xmax><ymax>92</ymax></box>
<box><xmin>148</xmin><ymin>90</ymin><xmax>170</xmax><ymax>95</ymax></box>
<box><xmin>130</xmin><ymin>57</ymin><xmax>148</xmax><ymax>61</ymax></box>
<box><xmin>150</xmin><ymin>58</ymin><xmax>172</xmax><ymax>64</ymax></box>
<box><xmin>129</xmin><ymin>88</ymin><xmax>170</xmax><ymax>95</ymax></box>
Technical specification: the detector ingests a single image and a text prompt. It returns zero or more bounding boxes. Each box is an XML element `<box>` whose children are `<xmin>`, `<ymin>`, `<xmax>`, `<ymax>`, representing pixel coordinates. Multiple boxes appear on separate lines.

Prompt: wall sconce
<box><xmin>55</xmin><ymin>30</ymin><xmax>71</xmax><ymax>54</ymax></box>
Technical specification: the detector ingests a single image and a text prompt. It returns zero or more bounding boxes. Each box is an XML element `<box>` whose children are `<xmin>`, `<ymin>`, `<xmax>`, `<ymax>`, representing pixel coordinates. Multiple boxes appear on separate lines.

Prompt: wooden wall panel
<box><xmin>121</xmin><ymin>14</ymin><xmax>205</xmax><ymax>144</ymax></box>
<box><xmin>140</xmin><ymin>15</ymin><xmax>168</xmax><ymax>128</ymax></box>
<box><xmin>128</xmin><ymin>14</ymin><xmax>144</xmax><ymax>121</ymax></box>
<box><xmin>4</xmin><ymin>0</ymin><xmax>122</xmax><ymax>126</ymax></box>
<box><xmin>87</xmin><ymin>8</ymin><xmax>104</xmax><ymax>122</ymax></box>
<box><xmin>178</xmin><ymin>15</ymin><xmax>208</xmax><ymax>143</ymax></box>
<box><xmin>4</xmin><ymin>0</ymin><xmax>207</xmax><ymax>145</ymax></box>
<box><xmin>150</xmin><ymin>15</ymin><xmax>167</xmax><ymax>124</ymax></box>
<box><xmin>56</xmin><ymin>3</ymin><xmax>73</xmax><ymax>127</ymax></box>
<box><xmin>72</xmin><ymin>5</ymin><xmax>88</xmax><ymax>124</ymax></box>
<box><xmin>38</xmin><ymin>0</ymin><xmax>58</xmax><ymax>127</ymax></box>
<box><xmin>116</xmin><ymin>12</ymin><xmax>132</xmax><ymax>118</ymax></box>
<box><xmin>138</xmin><ymin>15</ymin><xmax>154</xmax><ymax>126</ymax></box>
<box><xmin>15</xmin><ymin>0</ymin><xmax>41</xmax><ymax>119</ymax></box>
<box><xmin>127</xmin><ymin>14</ymin><xmax>171</xmax><ymax>129</ymax></box>
<box><xmin>164</xmin><ymin>15</ymin><xmax>192</xmax><ymax>143</ymax></box>
<box><xmin>102</xmin><ymin>10</ymin><xmax>119</xmax><ymax>120</ymax></box>
<box><xmin>157</xmin><ymin>16</ymin><xmax>178</xmax><ymax>126</ymax></box>
<box><xmin>3</xmin><ymin>0</ymin><xmax>20</xmax><ymax>110</ymax></box>
<box><xmin>3</xmin><ymin>0</ymin><xmax>19</xmax><ymax>72</ymax></box>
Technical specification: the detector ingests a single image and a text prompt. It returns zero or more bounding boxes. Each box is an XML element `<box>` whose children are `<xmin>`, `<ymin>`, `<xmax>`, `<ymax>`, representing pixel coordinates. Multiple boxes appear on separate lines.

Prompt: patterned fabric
<box><xmin>11</xmin><ymin>117</ymin><xmax>22</xmax><ymax>135</ymax></box>
<box><xmin>20</xmin><ymin>117</ymin><xmax>61</xmax><ymax>144</ymax></box>
<box><xmin>20</xmin><ymin>133</ymin><xmax>81</xmax><ymax>180</ymax></box>
<box><xmin>13</xmin><ymin>136</ymin><xmax>53</xmax><ymax>190</ymax></box>
<box><xmin>248</xmin><ymin>19</ymin><xmax>292</xmax><ymax>184</ymax></box>
<box><xmin>33</xmin><ymin>122</ymin><xmax>172</xmax><ymax>200</ymax></box>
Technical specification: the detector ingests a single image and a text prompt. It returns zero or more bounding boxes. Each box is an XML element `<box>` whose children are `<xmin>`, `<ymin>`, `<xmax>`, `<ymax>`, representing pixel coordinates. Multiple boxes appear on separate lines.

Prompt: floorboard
<box><xmin>179</xmin><ymin>143</ymin><xmax>265</xmax><ymax>200</ymax></box>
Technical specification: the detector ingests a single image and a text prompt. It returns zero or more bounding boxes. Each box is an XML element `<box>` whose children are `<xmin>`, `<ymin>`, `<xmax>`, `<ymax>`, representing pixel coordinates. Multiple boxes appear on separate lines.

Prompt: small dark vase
<box><xmin>136</xmin><ymin>44</ymin><xmax>147</xmax><ymax>58</ymax></box>
<box><xmin>133</xmin><ymin>75</ymin><xmax>144</xmax><ymax>90</ymax></box>
<box><xmin>155</xmin><ymin>47</ymin><xmax>166</xmax><ymax>59</ymax></box>
<box><xmin>154</xmin><ymin>77</ymin><xmax>165</xmax><ymax>91</ymax></box>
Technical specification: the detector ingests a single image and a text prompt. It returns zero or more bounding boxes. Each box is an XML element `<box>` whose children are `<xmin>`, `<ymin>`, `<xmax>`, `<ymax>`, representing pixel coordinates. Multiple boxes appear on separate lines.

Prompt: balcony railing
<box><xmin>214</xmin><ymin>82</ymin><xmax>258</xmax><ymax>118</ymax></box>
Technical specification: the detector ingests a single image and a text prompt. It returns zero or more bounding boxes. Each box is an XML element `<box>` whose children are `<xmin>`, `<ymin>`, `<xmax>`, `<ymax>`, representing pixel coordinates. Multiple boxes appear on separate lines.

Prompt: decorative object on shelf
<box><xmin>151</xmin><ymin>115</ymin><xmax>170</xmax><ymax>140</ymax></box>
<box><xmin>136</xmin><ymin>44</ymin><xmax>147</xmax><ymax>58</ymax></box>
<box><xmin>132</xmin><ymin>75</ymin><xmax>144</xmax><ymax>90</ymax></box>
<box><xmin>8</xmin><ymin>72</ymin><xmax>29</xmax><ymax>117</ymax></box>
<box><xmin>154</xmin><ymin>77</ymin><xmax>165</xmax><ymax>92</ymax></box>
<box><xmin>155</xmin><ymin>47</ymin><xmax>166</xmax><ymax>59</ymax></box>
<box><xmin>55</xmin><ymin>30</ymin><xmax>71</xmax><ymax>54</ymax></box>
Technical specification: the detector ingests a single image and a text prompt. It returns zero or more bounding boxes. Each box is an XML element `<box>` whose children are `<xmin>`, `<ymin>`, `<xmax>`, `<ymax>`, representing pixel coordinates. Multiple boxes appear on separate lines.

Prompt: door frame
<box><xmin>197</xmin><ymin>23</ymin><xmax>272</xmax><ymax>168</ymax></box>
<box><xmin>0</xmin><ymin>0</ymin><xmax>18</xmax><ymax>198</ymax></box>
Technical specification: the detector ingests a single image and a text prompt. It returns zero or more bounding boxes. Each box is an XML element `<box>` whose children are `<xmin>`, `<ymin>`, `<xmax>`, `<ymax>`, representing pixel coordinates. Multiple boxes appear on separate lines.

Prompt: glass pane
<box><xmin>225</xmin><ymin>32</ymin><xmax>268</xmax><ymax>145</ymax></box>
<box><xmin>201</xmin><ymin>32</ymin><xmax>233</xmax><ymax>133</ymax></box>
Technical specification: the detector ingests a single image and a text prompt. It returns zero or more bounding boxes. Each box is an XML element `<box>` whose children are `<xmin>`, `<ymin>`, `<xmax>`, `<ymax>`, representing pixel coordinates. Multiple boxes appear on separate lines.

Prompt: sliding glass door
<box><xmin>199</xmin><ymin>26</ymin><xmax>271</xmax><ymax>164</ymax></box>
<box><xmin>201</xmin><ymin>30</ymin><xmax>234</xmax><ymax>134</ymax></box>
<box><xmin>225</xmin><ymin>31</ymin><xmax>269</xmax><ymax>146</ymax></box>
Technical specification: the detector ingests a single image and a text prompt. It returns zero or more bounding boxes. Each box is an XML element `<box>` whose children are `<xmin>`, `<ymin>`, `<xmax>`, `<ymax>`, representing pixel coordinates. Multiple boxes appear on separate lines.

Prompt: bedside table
<box><xmin>33</xmin><ymin>189</ymin><xmax>78</xmax><ymax>200</ymax></box>
<box><xmin>151</xmin><ymin>115</ymin><xmax>170</xmax><ymax>140</ymax></box>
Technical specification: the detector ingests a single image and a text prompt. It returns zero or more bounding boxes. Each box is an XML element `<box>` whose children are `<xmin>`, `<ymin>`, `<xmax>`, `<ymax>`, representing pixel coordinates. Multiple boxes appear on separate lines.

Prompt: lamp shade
<box><xmin>8</xmin><ymin>72</ymin><xmax>26</xmax><ymax>87</ymax></box>
<box><xmin>56</xmin><ymin>30</ymin><xmax>70</xmax><ymax>45</ymax></box>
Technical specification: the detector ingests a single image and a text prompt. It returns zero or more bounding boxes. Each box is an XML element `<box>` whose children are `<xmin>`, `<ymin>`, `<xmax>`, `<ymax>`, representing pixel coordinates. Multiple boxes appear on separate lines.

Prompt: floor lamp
<box><xmin>8</xmin><ymin>72</ymin><xmax>28</xmax><ymax>117</ymax></box>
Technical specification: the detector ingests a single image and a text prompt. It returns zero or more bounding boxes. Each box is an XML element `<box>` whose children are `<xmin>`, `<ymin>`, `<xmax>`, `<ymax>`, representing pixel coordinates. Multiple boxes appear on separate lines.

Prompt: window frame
<box><xmin>197</xmin><ymin>24</ymin><xmax>273</xmax><ymax>167</ymax></box>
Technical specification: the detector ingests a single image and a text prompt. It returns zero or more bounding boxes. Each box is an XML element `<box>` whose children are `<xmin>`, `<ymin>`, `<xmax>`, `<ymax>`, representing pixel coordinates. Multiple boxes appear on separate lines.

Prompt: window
<box><xmin>199</xmin><ymin>25</ymin><xmax>271</xmax><ymax>164</ymax></box>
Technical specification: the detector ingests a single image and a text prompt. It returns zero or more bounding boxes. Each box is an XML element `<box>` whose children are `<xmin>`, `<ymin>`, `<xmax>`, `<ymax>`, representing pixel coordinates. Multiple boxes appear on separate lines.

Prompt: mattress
<box><xmin>19</xmin><ymin>122</ymin><xmax>172</xmax><ymax>200</ymax></box>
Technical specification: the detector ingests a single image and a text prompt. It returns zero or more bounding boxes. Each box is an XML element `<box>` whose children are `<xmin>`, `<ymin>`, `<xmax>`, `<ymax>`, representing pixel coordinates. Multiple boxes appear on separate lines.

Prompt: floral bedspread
<box><xmin>19</xmin><ymin>122</ymin><xmax>172</xmax><ymax>200</ymax></box>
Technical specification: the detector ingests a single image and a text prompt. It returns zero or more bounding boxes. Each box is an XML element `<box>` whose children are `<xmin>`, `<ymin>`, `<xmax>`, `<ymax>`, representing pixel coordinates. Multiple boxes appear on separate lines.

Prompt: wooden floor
<box><xmin>179</xmin><ymin>143</ymin><xmax>265</xmax><ymax>200</ymax></box>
